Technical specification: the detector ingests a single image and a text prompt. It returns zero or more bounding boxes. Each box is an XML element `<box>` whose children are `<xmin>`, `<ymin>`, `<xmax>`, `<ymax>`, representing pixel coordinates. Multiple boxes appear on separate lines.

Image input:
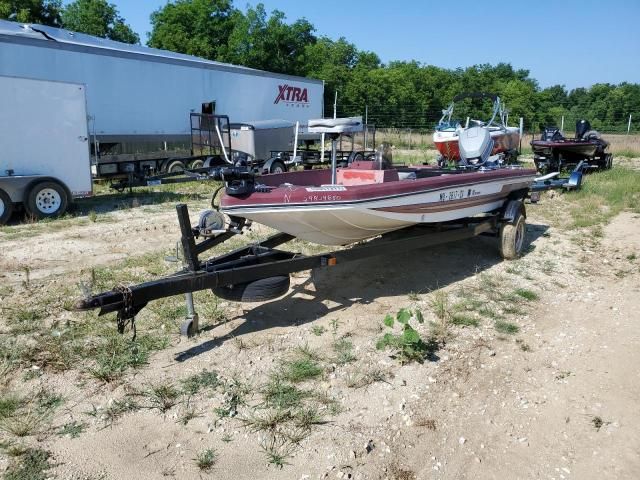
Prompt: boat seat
<box><xmin>308</xmin><ymin>117</ymin><xmax>364</xmax><ymax>134</ymax></box>
<box><xmin>337</xmin><ymin>167</ymin><xmax>399</xmax><ymax>186</ymax></box>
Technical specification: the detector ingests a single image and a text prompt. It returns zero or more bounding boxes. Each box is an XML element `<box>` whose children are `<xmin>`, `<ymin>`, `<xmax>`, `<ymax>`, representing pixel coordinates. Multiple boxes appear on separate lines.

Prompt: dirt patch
<box><xmin>1</xmin><ymin>198</ymin><xmax>639</xmax><ymax>479</ymax></box>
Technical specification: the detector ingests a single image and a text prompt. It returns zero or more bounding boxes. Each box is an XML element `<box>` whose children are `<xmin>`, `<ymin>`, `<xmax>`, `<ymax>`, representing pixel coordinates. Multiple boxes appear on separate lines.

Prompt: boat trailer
<box><xmin>75</xmin><ymin>199</ymin><xmax>528</xmax><ymax>337</ymax></box>
<box><xmin>528</xmin><ymin>160</ymin><xmax>586</xmax><ymax>202</ymax></box>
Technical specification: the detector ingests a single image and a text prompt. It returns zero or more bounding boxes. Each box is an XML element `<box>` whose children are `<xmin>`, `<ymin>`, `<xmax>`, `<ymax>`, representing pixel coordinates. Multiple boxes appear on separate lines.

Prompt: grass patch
<box><xmin>5</xmin><ymin>308</ymin><xmax>46</xmax><ymax>335</ymax></box>
<box><xmin>57</xmin><ymin>420</ymin><xmax>86</xmax><ymax>438</ymax></box>
<box><xmin>180</xmin><ymin>369</ymin><xmax>220</xmax><ymax>396</ymax></box>
<box><xmin>0</xmin><ymin>389</ymin><xmax>62</xmax><ymax>437</ymax></box>
<box><xmin>0</xmin><ymin>395</ymin><xmax>22</xmax><ymax>420</ymax></box>
<box><xmin>282</xmin><ymin>358</ymin><xmax>323</xmax><ymax>383</ymax></box>
<box><xmin>311</xmin><ymin>325</ymin><xmax>326</xmax><ymax>336</ymax></box>
<box><xmin>194</xmin><ymin>448</ymin><xmax>217</xmax><ymax>471</ymax></box>
<box><xmin>143</xmin><ymin>382</ymin><xmax>181</xmax><ymax>413</ymax></box>
<box><xmin>88</xmin><ymin>333</ymin><xmax>169</xmax><ymax>382</ymax></box>
<box><xmin>494</xmin><ymin>320</ymin><xmax>520</xmax><ymax>335</ymax></box>
<box><xmin>568</xmin><ymin>167</ymin><xmax>640</xmax><ymax>227</ymax></box>
<box><xmin>4</xmin><ymin>448</ymin><xmax>51</xmax><ymax>480</ymax></box>
<box><xmin>87</xmin><ymin>397</ymin><xmax>140</xmax><ymax>427</ymax></box>
<box><xmin>450</xmin><ymin>313</ymin><xmax>479</xmax><ymax>327</ymax></box>
<box><xmin>333</xmin><ymin>338</ymin><xmax>356</xmax><ymax>365</ymax></box>
<box><xmin>262</xmin><ymin>377</ymin><xmax>307</xmax><ymax>410</ymax></box>
<box><xmin>261</xmin><ymin>434</ymin><xmax>294</xmax><ymax>468</ymax></box>
<box><xmin>345</xmin><ymin>368</ymin><xmax>389</xmax><ymax>389</ymax></box>
<box><xmin>214</xmin><ymin>376</ymin><xmax>251</xmax><ymax>418</ymax></box>
<box><xmin>514</xmin><ymin>288</ymin><xmax>539</xmax><ymax>301</ymax></box>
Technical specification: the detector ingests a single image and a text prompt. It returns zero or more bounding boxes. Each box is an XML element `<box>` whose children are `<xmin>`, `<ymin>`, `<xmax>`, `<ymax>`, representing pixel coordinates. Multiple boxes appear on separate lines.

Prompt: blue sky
<box><xmin>105</xmin><ymin>0</ymin><xmax>639</xmax><ymax>90</ymax></box>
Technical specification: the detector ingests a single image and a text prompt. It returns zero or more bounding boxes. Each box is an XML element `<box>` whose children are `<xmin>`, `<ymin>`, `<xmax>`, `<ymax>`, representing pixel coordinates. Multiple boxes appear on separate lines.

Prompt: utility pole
<box><xmin>628</xmin><ymin>114</ymin><xmax>633</xmax><ymax>135</ymax></box>
<box><xmin>333</xmin><ymin>91</ymin><xmax>338</xmax><ymax>119</ymax></box>
<box><xmin>364</xmin><ymin>105</ymin><xmax>368</xmax><ymax>149</ymax></box>
<box><xmin>561</xmin><ymin>115</ymin><xmax>564</xmax><ymax>133</ymax></box>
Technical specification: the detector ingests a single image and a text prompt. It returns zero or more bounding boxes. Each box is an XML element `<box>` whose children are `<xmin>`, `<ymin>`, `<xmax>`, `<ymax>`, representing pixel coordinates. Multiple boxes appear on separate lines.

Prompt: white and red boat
<box><xmin>433</xmin><ymin>93</ymin><xmax>521</xmax><ymax>163</ymax></box>
<box><xmin>220</xmin><ymin>164</ymin><xmax>536</xmax><ymax>245</ymax></box>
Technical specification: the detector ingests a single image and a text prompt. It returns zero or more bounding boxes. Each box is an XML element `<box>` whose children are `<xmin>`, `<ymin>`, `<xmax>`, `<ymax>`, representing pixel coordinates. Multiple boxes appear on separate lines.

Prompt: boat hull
<box><xmin>221</xmin><ymin>169</ymin><xmax>535</xmax><ymax>245</ymax></box>
<box><xmin>434</xmin><ymin>127</ymin><xmax>520</xmax><ymax>160</ymax></box>
<box><xmin>530</xmin><ymin>140</ymin><xmax>599</xmax><ymax>159</ymax></box>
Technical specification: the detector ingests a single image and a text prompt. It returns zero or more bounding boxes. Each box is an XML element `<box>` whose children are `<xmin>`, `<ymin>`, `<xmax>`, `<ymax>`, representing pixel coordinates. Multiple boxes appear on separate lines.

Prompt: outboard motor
<box><xmin>576</xmin><ymin>120</ymin><xmax>591</xmax><ymax>139</ymax></box>
<box><xmin>458</xmin><ymin>126</ymin><xmax>494</xmax><ymax>165</ymax></box>
<box><xmin>209</xmin><ymin>166</ymin><xmax>256</xmax><ymax>196</ymax></box>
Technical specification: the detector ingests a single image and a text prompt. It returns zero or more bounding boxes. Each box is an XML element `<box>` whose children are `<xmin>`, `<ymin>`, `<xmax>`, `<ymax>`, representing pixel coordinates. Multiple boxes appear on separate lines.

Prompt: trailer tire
<box><xmin>166</xmin><ymin>160</ymin><xmax>185</xmax><ymax>173</ymax></box>
<box><xmin>212</xmin><ymin>275</ymin><xmax>290</xmax><ymax>302</ymax></box>
<box><xmin>189</xmin><ymin>159</ymin><xmax>204</xmax><ymax>169</ymax></box>
<box><xmin>499</xmin><ymin>213</ymin><xmax>526</xmax><ymax>260</ymax></box>
<box><xmin>269</xmin><ymin>161</ymin><xmax>286</xmax><ymax>174</ymax></box>
<box><xmin>25</xmin><ymin>181</ymin><xmax>69</xmax><ymax>219</ymax></box>
<box><xmin>0</xmin><ymin>189</ymin><xmax>14</xmax><ymax>225</ymax></box>
<box><xmin>605</xmin><ymin>154</ymin><xmax>613</xmax><ymax>170</ymax></box>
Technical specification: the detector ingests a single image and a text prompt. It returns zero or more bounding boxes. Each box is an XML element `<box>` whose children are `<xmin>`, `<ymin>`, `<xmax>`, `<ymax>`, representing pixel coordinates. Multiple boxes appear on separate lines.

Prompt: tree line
<box><xmin>2</xmin><ymin>0</ymin><xmax>639</xmax><ymax>132</ymax></box>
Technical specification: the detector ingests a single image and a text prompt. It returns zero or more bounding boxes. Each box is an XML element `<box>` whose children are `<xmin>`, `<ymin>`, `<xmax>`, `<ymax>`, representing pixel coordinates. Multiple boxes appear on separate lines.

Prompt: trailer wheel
<box><xmin>605</xmin><ymin>154</ymin><xmax>613</xmax><ymax>170</ymax></box>
<box><xmin>269</xmin><ymin>161</ymin><xmax>286</xmax><ymax>174</ymax></box>
<box><xmin>25</xmin><ymin>181</ymin><xmax>69</xmax><ymax>219</ymax></box>
<box><xmin>212</xmin><ymin>275</ymin><xmax>290</xmax><ymax>302</ymax></box>
<box><xmin>189</xmin><ymin>159</ymin><xmax>204</xmax><ymax>169</ymax></box>
<box><xmin>0</xmin><ymin>189</ymin><xmax>14</xmax><ymax>225</ymax></box>
<box><xmin>499</xmin><ymin>213</ymin><xmax>526</xmax><ymax>260</ymax></box>
<box><xmin>166</xmin><ymin>160</ymin><xmax>185</xmax><ymax>173</ymax></box>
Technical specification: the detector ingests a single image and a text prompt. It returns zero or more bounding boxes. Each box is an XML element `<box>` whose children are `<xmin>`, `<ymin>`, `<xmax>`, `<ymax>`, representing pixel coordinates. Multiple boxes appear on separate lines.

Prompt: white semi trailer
<box><xmin>0</xmin><ymin>20</ymin><xmax>324</xmax><ymax>177</ymax></box>
<box><xmin>0</xmin><ymin>75</ymin><xmax>92</xmax><ymax>223</ymax></box>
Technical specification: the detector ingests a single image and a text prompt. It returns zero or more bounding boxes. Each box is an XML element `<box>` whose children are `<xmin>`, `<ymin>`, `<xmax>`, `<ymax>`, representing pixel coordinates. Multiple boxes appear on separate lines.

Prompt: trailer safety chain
<box><xmin>114</xmin><ymin>284</ymin><xmax>136</xmax><ymax>340</ymax></box>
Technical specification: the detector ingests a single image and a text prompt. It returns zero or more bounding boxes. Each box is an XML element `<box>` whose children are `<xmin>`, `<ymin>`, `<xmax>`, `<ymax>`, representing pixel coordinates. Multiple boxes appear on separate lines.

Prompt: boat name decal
<box><xmin>305</xmin><ymin>186</ymin><xmax>347</xmax><ymax>192</ymax></box>
<box><xmin>303</xmin><ymin>194</ymin><xmax>342</xmax><ymax>202</ymax></box>
<box><xmin>439</xmin><ymin>188</ymin><xmax>482</xmax><ymax>202</ymax></box>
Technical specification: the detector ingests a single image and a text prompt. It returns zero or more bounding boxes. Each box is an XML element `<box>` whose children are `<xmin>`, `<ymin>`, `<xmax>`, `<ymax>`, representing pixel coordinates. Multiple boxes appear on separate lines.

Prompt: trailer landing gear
<box><xmin>180</xmin><ymin>292</ymin><xmax>199</xmax><ymax>337</ymax></box>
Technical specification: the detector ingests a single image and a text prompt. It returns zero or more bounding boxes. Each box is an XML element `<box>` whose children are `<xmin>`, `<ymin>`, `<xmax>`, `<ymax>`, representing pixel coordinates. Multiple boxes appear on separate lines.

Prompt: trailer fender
<box><xmin>501</xmin><ymin>199</ymin><xmax>526</xmax><ymax>223</ymax></box>
<box><xmin>261</xmin><ymin>157</ymin><xmax>284</xmax><ymax>175</ymax></box>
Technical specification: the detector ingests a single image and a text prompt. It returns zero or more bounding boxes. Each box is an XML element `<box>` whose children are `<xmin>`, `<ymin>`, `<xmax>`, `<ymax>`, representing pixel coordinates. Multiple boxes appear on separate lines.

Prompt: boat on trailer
<box><xmin>75</xmin><ymin>117</ymin><xmax>536</xmax><ymax>336</ymax></box>
<box><xmin>530</xmin><ymin>120</ymin><xmax>612</xmax><ymax>173</ymax></box>
<box><xmin>433</xmin><ymin>93</ymin><xmax>521</xmax><ymax>164</ymax></box>
<box><xmin>220</xmin><ymin>165</ymin><xmax>534</xmax><ymax>245</ymax></box>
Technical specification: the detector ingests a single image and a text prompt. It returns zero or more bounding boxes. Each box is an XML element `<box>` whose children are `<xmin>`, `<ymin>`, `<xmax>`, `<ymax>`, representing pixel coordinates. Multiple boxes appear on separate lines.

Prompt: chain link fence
<box><xmin>333</xmin><ymin>103</ymin><xmax>639</xmax><ymax>155</ymax></box>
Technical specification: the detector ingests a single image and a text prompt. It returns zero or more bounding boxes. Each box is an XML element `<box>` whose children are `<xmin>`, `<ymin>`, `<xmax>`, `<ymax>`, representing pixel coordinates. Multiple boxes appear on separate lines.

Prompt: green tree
<box><xmin>0</xmin><ymin>0</ymin><xmax>61</xmax><ymax>26</ymax></box>
<box><xmin>61</xmin><ymin>0</ymin><xmax>138</xmax><ymax>43</ymax></box>
<box><xmin>148</xmin><ymin>0</ymin><xmax>237</xmax><ymax>60</ymax></box>
<box><xmin>224</xmin><ymin>4</ymin><xmax>316</xmax><ymax>74</ymax></box>
<box><xmin>303</xmin><ymin>36</ymin><xmax>379</xmax><ymax>115</ymax></box>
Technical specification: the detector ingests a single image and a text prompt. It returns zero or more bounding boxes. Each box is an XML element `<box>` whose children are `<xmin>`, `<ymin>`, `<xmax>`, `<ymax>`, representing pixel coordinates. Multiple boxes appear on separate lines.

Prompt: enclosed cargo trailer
<box><xmin>0</xmin><ymin>75</ymin><xmax>92</xmax><ymax>223</ymax></box>
<box><xmin>0</xmin><ymin>20</ymin><xmax>324</xmax><ymax>177</ymax></box>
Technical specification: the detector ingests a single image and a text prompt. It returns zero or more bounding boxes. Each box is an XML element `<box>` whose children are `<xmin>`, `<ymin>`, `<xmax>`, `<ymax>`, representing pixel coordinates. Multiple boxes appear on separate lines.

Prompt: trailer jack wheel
<box><xmin>180</xmin><ymin>316</ymin><xmax>199</xmax><ymax>337</ymax></box>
